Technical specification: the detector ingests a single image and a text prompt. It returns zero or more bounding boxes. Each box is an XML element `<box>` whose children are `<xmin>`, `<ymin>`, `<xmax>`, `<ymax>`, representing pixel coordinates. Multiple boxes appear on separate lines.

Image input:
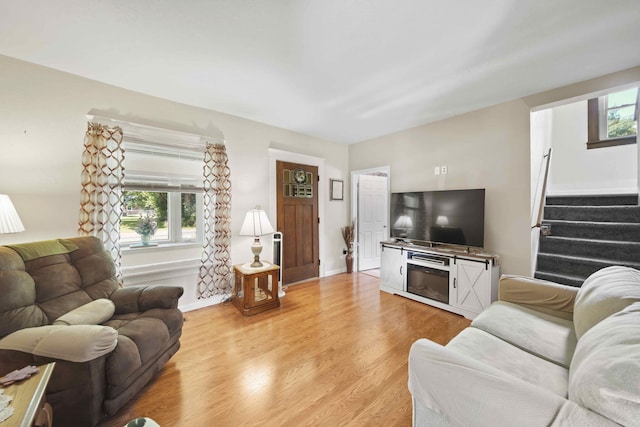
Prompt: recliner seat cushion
<box><xmin>573</xmin><ymin>265</ymin><xmax>640</xmax><ymax>339</ymax></box>
<box><xmin>471</xmin><ymin>301</ymin><xmax>576</xmax><ymax>367</ymax></box>
<box><xmin>103</xmin><ymin>309</ymin><xmax>182</xmax><ymax>399</ymax></box>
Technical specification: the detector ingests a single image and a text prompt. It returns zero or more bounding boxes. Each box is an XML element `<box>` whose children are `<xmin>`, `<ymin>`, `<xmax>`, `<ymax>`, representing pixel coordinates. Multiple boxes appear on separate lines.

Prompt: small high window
<box><xmin>587</xmin><ymin>87</ymin><xmax>638</xmax><ymax>149</ymax></box>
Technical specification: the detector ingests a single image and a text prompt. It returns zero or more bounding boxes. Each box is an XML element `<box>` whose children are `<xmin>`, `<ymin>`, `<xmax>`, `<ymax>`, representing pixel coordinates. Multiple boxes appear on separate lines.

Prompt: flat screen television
<box><xmin>390</xmin><ymin>189</ymin><xmax>485</xmax><ymax>248</ymax></box>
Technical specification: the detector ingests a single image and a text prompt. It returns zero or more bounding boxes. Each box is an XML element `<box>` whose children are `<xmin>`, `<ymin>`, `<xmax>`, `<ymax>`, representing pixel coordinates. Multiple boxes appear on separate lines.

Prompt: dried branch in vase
<box><xmin>341</xmin><ymin>222</ymin><xmax>355</xmax><ymax>254</ymax></box>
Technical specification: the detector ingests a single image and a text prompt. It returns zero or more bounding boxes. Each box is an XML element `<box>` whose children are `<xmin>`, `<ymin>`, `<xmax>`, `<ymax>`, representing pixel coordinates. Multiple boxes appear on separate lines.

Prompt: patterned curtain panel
<box><xmin>198</xmin><ymin>143</ymin><xmax>232</xmax><ymax>298</ymax></box>
<box><xmin>78</xmin><ymin>122</ymin><xmax>125</xmax><ymax>279</ymax></box>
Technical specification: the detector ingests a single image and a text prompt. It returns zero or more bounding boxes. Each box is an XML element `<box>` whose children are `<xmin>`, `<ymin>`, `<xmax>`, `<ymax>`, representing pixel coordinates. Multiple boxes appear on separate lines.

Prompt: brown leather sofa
<box><xmin>0</xmin><ymin>236</ymin><xmax>184</xmax><ymax>426</ymax></box>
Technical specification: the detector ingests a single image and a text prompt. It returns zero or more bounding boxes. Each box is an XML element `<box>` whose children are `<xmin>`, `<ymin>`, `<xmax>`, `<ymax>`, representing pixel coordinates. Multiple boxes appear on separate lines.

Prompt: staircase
<box><xmin>534</xmin><ymin>194</ymin><xmax>640</xmax><ymax>287</ymax></box>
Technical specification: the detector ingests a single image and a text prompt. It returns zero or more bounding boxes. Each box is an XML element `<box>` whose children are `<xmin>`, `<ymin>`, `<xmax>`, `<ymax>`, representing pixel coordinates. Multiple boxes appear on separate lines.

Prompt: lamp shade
<box><xmin>0</xmin><ymin>194</ymin><xmax>25</xmax><ymax>234</ymax></box>
<box><xmin>436</xmin><ymin>215</ymin><xmax>449</xmax><ymax>226</ymax></box>
<box><xmin>239</xmin><ymin>208</ymin><xmax>275</xmax><ymax>237</ymax></box>
<box><xmin>393</xmin><ymin>215</ymin><xmax>413</xmax><ymax>229</ymax></box>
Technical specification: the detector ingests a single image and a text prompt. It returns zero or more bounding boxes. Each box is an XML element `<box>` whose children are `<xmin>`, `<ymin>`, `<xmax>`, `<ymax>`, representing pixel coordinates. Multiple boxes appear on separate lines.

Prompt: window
<box><xmin>121</xmin><ymin>190</ymin><xmax>202</xmax><ymax>245</ymax></box>
<box><xmin>587</xmin><ymin>87</ymin><xmax>638</xmax><ymax>149</ymax></box>
<box><xmin>120</xmin><ymin>133</ymin><xmax>205</xmax><ymax>247</ymax></box>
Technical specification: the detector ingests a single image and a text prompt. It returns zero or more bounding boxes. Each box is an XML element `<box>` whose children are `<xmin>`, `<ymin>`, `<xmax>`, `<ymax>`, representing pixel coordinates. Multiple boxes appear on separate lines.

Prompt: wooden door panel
<box><xmin>299</xmin><ymin>205</ymin><xmax>314</xmax><ymax>265</ymax></box>
<box><xmin>277</xmin><ymin>161</ymin><xmax>319</xmax><ymax>284</ymax></box>
<box><xmin>283</xmin><ymin>205</ymin><xmax>297</xmax><ymax>268</ymax></box>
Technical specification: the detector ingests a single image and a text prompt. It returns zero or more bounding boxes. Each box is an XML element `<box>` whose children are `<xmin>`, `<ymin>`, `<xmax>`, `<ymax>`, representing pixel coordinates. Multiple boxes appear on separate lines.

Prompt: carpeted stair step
<box><xmin>536</xmin><ymin>253</ymin><xmax>640</xmax><ymax>279</ymax></box>
<box><xmin>546</xmin><ymin>194</ymin><xmax>638</xmax><ymax>206</ymax></box>
<box><xmin>536</xmin><ymin>194</ymin><xmax>640</xmax><ymax>287</ymax></box>
<box><xmin>542</xmin><ymin>220</ymin><xmax>640</xmax><ymax>242</ymax></box>
<box><xmin>533</xmin><ymin>271</ymin><xmax>585</xmax><ymax>288</ymax></box>
<box><xmin>544</xmin><ymin>205</ymin><xmax>640</xmax><ymax>223</ymax></box>
<box><xmin>539</xmin><ymin>236</ymin><xmax>640</xmax><ymax>264</ymax></box>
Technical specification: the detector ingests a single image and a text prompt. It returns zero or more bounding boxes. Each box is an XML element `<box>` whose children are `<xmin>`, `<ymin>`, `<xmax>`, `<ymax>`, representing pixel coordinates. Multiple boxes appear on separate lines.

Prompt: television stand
<box><xmin>380</xmin><ymin>241</ymin><xmax>500</xmax><ymax>319</ymax></box>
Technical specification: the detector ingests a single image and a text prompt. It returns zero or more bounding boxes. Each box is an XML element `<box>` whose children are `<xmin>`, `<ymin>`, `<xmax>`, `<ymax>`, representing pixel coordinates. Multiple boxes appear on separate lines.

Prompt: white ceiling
<box><xmin>2</xmin><ymin>0</ymin><xmax>640</xmax><ymax>144</ymax></box>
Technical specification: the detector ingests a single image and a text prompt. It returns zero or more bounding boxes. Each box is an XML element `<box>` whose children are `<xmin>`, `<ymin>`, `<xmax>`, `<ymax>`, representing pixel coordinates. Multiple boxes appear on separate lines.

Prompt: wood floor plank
<box><xmin>98</xmin><ymin>273</ymin><xmax>470</xmax><ymax>426</ymax></box>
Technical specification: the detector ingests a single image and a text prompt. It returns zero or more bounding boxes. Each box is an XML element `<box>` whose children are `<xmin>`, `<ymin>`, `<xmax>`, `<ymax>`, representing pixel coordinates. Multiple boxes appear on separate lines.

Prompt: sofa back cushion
<box><xmin>0</xmin><ymin>237</ymin><xmax>120</xmax><ymax>339</ymax></box>
<box><xmin>0</xmin><ymin>247</ymin><xmax>48</xmax><ymax>337</ymax></box>
<box><xmin>573</xmin><ymin>266</ymin><xmax>640</xmax><ymax>339</ymax></box>
<box><xmin>569</xmin><ymin>302</ymin><xmax>640</xmax><ymax>426</ymax></box>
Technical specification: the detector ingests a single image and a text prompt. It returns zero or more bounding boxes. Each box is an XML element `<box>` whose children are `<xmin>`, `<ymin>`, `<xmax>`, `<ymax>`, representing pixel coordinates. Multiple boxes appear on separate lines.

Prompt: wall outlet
<box><xmin>434</xmin><ymin>166</ymin><xmax>441</xmax><ymax>175</ymax></box>
<box><xmin>441</xmin><ymin>165</ymin><xmax>448</xmax><ymax>174</ymax></box>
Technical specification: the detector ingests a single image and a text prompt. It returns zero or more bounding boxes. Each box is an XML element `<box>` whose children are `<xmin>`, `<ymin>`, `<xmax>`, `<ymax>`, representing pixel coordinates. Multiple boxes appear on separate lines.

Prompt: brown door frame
<box><xmin>268</xmin><ymin>149</ymin><xmax>326</xmax><ymax>279</ymax></box>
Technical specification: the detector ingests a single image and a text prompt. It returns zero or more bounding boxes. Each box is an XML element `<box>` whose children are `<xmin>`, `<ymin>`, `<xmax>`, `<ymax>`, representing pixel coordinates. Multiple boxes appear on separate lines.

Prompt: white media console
<box><xmin>380</xmin><ymin>241</ymin><xmax>500</xmax><ymax>319</ymax></box>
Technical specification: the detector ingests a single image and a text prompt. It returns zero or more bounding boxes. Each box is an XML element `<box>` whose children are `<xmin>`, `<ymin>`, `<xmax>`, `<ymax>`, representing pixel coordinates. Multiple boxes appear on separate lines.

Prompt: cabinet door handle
<box><xmin>453</xmin><ymin>278</ymin><xmax>456</xmax><ymax>288</ymax></box>
<box><xmin>400</xmin><ymin>265</ymin><xmax>403</xmax><ymax>275</ymax></box>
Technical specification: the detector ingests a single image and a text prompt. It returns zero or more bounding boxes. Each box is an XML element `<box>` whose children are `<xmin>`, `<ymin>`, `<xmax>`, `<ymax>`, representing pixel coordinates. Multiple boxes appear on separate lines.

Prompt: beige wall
<box><xmin>349</xmin><ymin>99</ymin><xmax>532</xmax><ymax>275</ymax></box>
<box><xmin>2</xmin><ymin>52</ymin><xmax>639</xmax><ymax>287</ymax></box>
<box><xmin>548</xmin><ymin>100</ymin><xmax>637</xmax><ymax>195</ymax></box>
<box><xmin>0</xmin><ymin>55</ymin><xmax>350</xmax><ymax>306</ymax></box>
<box><xmin>350</xmin><ymin>65</ymin><xmax>640</xmax><ymax>277</ymax></box>
<box><xmin>525</xmin><ymin>65</ymin><xmax>640</xmax><ymax>200</ymax></box>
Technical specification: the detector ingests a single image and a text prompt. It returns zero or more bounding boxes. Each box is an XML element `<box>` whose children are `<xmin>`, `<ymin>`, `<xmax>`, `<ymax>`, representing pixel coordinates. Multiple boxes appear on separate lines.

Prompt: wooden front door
<box><xmin>276</xmin><ymin>161</ymin><xmax>319</xmax><ymax>284</ymax></box>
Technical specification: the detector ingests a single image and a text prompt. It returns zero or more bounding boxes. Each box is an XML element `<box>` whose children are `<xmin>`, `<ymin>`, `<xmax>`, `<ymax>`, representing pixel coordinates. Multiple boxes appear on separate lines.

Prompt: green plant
<box><xmin>135</xmin><ymin>214</ymin><xmax>158</xmax><ymax>236</ymax></box>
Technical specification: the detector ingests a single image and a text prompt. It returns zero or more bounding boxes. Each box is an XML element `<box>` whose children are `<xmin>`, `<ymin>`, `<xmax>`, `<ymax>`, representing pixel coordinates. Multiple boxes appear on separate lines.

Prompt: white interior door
<box><xmin>358</xmin><ymin>174</ymin><xmax>388</xmax><ymax>271</ymax></box>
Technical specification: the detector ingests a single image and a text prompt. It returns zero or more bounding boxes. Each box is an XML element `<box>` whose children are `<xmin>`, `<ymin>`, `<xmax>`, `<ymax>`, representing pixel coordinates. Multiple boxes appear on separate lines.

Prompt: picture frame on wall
<box><xmin>330</xmin><ymin>179</ymin><xmax>344</xmax><ymax>201</ymax></box>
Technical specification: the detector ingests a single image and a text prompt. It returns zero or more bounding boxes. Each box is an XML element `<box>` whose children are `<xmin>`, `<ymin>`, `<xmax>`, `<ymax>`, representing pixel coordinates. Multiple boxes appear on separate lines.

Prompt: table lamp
<box><xmin>393</xmin><ymin>215</ymin><xmax>413</xmax><ymax>238</ymax></box>
<box><xmin>239</xmin><ymin>206</ymin><xmax>275</xmax><ymax>267</ymax></box>
<box><xmin>436</xmin><ymin>215</ymin><xmax>449</xmax><ymax>226</ymax></box>
<box><xmin>0</xmin><ymin>194</ymin><xmax>25</xmax><ymax>234</ymax></box>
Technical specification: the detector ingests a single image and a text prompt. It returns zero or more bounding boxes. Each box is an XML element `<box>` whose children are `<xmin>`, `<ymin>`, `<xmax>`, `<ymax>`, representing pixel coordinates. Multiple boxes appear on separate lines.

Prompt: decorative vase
<box><xmin>141</xmin><ymin>234</ymin><xmax>151</xmax><ymax>246</ymax></box>
<box><xmin>345</xmin><ymin>252</ymin><xmax>353</xmax><ymax>273</ymax></box>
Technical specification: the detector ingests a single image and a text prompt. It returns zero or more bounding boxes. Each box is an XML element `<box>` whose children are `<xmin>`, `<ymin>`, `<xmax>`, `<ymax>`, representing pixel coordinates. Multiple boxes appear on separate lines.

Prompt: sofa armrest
<box><xmin>498</xmin><ymin>275</ymin><xmax>578</xmax><ymax>320</ymax></box>
<box><xmin>110</xmin><ymin>285</ymin><xmax>184</xmax><ymax>314</ymax></box>
<box><xmin>408</xmin><ymin>338</ymin><xmax>567</xmax><ymax>427</ymax></box>
<box><xmin>0</xmin><ymin>325</ymin><xmax>117</xmax><ymax>363</ymax></box>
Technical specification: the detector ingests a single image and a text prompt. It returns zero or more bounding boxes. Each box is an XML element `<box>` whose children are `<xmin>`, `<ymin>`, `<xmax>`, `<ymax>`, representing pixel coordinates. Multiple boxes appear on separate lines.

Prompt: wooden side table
<box><xmin>2</xmin><ymin>362</ymin><xmax>55</xmax><ymax>427</ymax></box>
<box><xmin>232</xmin><ymin>263</ymin><xmax>280</xmax><ymax>316</ymax></box>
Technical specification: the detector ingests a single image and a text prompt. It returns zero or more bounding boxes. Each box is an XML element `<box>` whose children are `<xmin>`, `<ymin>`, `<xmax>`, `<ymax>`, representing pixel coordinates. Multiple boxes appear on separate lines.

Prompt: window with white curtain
<box><xmin>120</xmin><ymin>128</ymin><xmax>205</xmax><ymax>247</ymax></box>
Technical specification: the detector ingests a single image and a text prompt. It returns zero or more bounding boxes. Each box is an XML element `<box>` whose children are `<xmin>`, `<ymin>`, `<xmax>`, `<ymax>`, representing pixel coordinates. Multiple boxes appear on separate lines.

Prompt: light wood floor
<box><xmin>99</xmin><ymin>273</ymin><xmax>470</xmax><ymax>426</ymax></box>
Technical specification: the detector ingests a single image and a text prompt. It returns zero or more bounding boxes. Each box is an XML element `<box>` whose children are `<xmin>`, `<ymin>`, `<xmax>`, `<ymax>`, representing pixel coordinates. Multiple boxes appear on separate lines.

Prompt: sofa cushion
<box><xmin>569</xmin><ymin>302</ymin><xmax>640</xmax><ymax>426</ymax></box>
<box><xmin>448</xmin><ymin>327</ymin><xmax>569</xmax><ymax>397</ymax></box>
<box><xmin>409</xmin><ymin>339</ymin><xmax>568</xmax><ymax>427</ymax></box>
<box><xmin>53</xmin><ymin>299</ymin><xmax>115</xmax><ymax>326</ymax></box>
<box><xmin>471</xmin><ymin>301</ymin><xmax>576</xmax><ymax>367</ymax></box>
<box><xmin>573</xmin><ymin>266</ymin><xmax>640</xmax><ymax>339</ymax></box>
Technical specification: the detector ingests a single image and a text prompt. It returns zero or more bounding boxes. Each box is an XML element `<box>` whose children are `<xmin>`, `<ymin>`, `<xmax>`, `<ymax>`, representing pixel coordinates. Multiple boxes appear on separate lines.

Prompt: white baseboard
<box><xmin>180</xmin><ymin>294</ymin><xmax>228</xmax><ymax>312</ymax></box>
<box><xmin>547</xmin><ymin>187</ymin><xmax>638</xmax><ymax>196</ymax></box>
<box><xmin>324</xmin><ymin>268</ymin><xmax>346</xmax><ymax>276</ymax></box>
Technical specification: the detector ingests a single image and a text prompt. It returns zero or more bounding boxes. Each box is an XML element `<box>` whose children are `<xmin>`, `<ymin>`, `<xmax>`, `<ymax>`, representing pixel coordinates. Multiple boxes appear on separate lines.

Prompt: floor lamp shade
<box><xmin>0</xmin><ymin>194</ymin><xmax>25</xmax><ymax>234</ymax></box>
<box><xmin>239</xmin><ymin>208</ymin><xmax>275</xmax><ymax>267</ymax></box>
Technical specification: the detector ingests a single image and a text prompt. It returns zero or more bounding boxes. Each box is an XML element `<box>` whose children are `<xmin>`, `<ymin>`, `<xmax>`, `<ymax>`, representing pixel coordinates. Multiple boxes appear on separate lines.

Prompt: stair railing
<box><xmin>532</xmin><ymin>148</ymin><xmax>552</xmax><ymax>228</ymax></box>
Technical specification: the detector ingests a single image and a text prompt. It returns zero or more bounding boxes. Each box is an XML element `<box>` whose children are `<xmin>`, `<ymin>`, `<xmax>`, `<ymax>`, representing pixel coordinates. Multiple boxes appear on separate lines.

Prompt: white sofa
<box><xmin>408</xmin><ymin>266</ymin><xmax>640</xmax><ymax>427</ymax></box>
